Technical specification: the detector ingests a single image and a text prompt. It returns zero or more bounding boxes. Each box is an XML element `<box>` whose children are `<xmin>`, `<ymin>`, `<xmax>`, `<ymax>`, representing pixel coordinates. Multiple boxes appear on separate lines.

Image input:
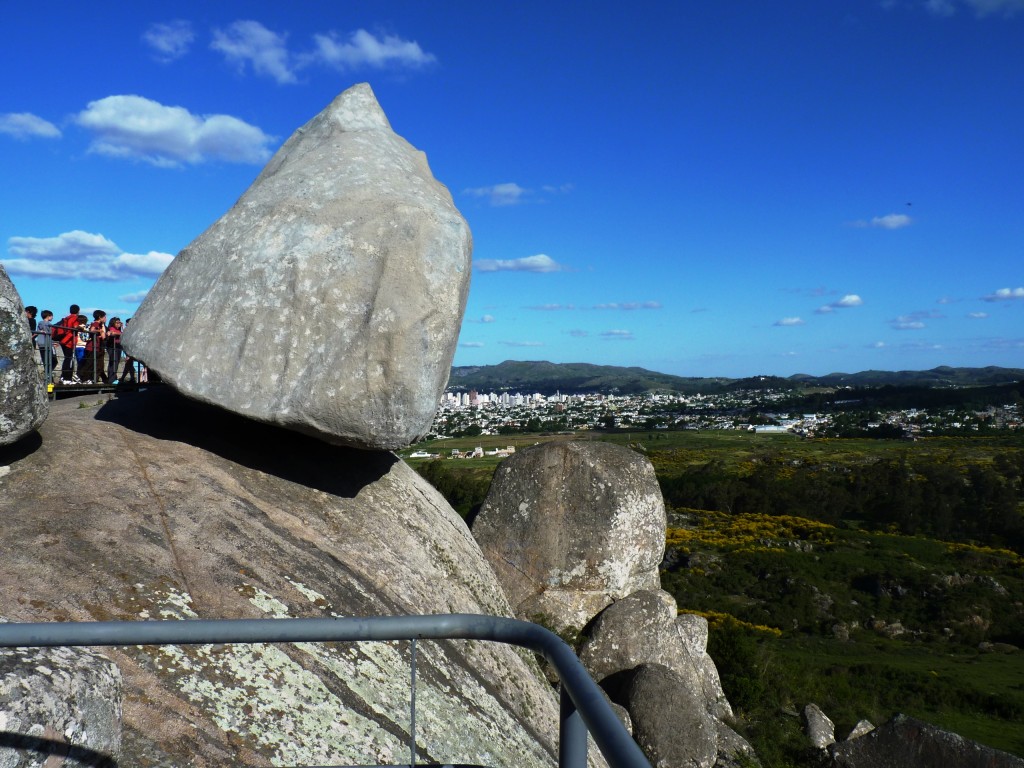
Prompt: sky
<box><xmin>2</xmin><ymin>1</ymin><xmax>1022</xmax><ymax>379</ymax></box>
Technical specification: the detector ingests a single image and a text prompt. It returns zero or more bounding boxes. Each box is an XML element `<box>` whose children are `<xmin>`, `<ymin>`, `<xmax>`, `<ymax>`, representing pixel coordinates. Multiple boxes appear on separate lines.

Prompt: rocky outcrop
<box><xmin>122</xmin><ymin>83</ymin><xmax>472</xmax><ymax>450</ymax></box>
<box><xmin>0</xmin><ymin>390</ymin><xmax>562</xmax><ymax>768</ymax></box>
<box><xmin>472</xmin><ymin>440</ymin><xmax>666</xmax><ymax>632</ymax></box>
<box><xmin>624</xmin><ymin>664</ymin><xmax>717</xmax><ymax>768</ymax></box>
<box><xmin>579</xmin><ymin>590</ymin><xmax>732</xmax><ymax>720</ymax></box>
<box><xmin>803</xmin><ymin>702</ymin><xmax>836</xmax><ymax>750</ymax></box>
<box><xmin>0</xmin><ymin>265</ymin><xmax>47</xmax><ymax>446</ymax></box>
<box><xmin>0</xmin><ymin>645</ymin><xmax>121</xmax><ymax>768</ymax></box>
<box><xmin>829</xmin><ymin>713</ymin><xmax>1024</xmax><ymax>768</ymax></box>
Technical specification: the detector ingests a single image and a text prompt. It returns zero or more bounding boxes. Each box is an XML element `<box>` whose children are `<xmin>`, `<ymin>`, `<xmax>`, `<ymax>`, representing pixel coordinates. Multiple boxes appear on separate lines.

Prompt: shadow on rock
<box><xmin>0</xmin><ymin>430</ymin><xmax>42</xmax><ymax>466</ymax></box>
<box><xmin>0</xmin><ymin>732</ymin><xmax>118</xmax><ymax>768</ymax></box>
<box><xmin>95</xmin><ymin>387</ymin><xmax>397</xmax><ymax>498</ymax></box>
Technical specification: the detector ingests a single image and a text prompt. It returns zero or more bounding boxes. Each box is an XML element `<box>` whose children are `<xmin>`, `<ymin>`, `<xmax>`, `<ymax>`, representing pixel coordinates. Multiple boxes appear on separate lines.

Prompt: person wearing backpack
<box><xmin>55</xmin><ymin>303</ymin><xmax>81</xmax><ymax>383</ymax></box>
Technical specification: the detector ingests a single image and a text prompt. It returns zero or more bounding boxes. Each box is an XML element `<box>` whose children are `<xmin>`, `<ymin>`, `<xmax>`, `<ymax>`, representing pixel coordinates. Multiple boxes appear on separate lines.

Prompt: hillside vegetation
<box><xmin>403</xmin><ymin>429</ymin><xmax>1024</xmax><ymax>765</ymax></box>
<box><xmin>448</xmin><ymin>361</ymin><xmax>1024</xmax><ymax>396</ymax></box>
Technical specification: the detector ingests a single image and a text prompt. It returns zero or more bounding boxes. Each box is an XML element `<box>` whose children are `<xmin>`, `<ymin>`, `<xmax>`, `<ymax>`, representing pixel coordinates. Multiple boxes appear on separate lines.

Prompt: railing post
<box><xmin>559</xmin><ymin>684</ymin><xmax>587</xmax><ymax>768</ymax></box>
<box><xmin>409</xmin><ymin>637</ymin><xmax>417</xmax><ymax>768</ymax></box>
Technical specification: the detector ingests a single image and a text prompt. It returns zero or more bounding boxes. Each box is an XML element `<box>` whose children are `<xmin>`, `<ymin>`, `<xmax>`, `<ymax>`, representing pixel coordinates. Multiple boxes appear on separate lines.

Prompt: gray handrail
<box><xmin>0</xmin><ymin>614</ymin><xmax>651</xmax><ymax>768</ymax></box>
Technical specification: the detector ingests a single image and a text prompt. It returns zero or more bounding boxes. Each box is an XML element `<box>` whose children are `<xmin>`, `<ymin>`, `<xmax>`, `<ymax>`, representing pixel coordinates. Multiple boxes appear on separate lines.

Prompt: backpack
<box><xmin>53</xmin><ymin>315</ymin><xmax>76</xmax><ymax>346</ymax></box>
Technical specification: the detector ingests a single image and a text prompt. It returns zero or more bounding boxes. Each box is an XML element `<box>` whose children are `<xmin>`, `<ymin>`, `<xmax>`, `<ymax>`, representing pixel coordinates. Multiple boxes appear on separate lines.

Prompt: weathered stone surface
<box><xmin>0</xmin><ymin>389</ymin><xmax>568</xmax><ymax>768</ymax></box>
<box><xmin>803</xmin><ymin>702</ymin><xmax>836</xmax><ymax>750</ymax></box>
<box><xmin>846</xmin><ymin>719</ymin><xmax>875</xmax><ymax>740</ymax></box>
<box><xmin>677</xmin><ymin>613</ymin><xmax>733</xmax><ymax>720</ymax></box>
<box><xmin>624</xmin><ymin>663</ymin><xmax>718</xmax><ymax>768</ymax></box>
<box><xmin>472</xmin><ymin>440</ymin><xmax>665</xmax><ymax>632</ymax></box>
<box><xmin>0</xmin><ymin>266</ymin><xmax>47</xmax><ymax>446</ymax></box>
<box><xmin>0</xmin><ymin>645</ymin><xmax>121</xmax><ymax>768</ymax></box>
<box><xmin>122</xmin><ymin>83</ymin><xmax>471</xmax><ymax>450</ymax></box>
<box><xmin>829</xmin><ymin>713</ymin><xmax>1024</xmax><ymax>768</ymax></box>
<box><xmin>714</xmin><ymin>721</ymin><xmax>760</xmax><ymax>767</ymax></box>
<box><xmin>578</xmin><ymin>590</ymin><xmax>733</xmax><ymax>720</ymax></box>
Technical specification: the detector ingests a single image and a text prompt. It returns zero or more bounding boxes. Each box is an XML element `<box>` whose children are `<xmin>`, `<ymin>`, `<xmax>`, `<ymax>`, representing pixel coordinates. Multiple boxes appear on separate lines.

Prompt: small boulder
<box><xmin>578</xmin><ymin>592</ymin><xmax>734</xmax><ymax>720</ymax></box>
<box><xmin>0</xmin><ymin>265</ymin><xmax>48</xmax><ymax>446</ymax></box>
<box><xmin>122</xmin><ymin>83</ymin><xmax>471</xmax><ymax>450</ymax></box>
<box><xmin>0</xmin><ymin>645</ymin><xmax>122</xmax><ymax>768</ymax></box>
<box><xmin>624</xmin><ymin>663</ymin><xmax>718</xmax><ymax>768</ymax></box>
<box><xmin>472</xmin><ymin>440</ymin><xmax>666</xmax><ymax>632</ymax></box>
<box><xmin>802</xmin><ymin>703</ymin><xmax>836</xmax><ymax>750</ymax></box>
<box><xmin>830</xmin><ymin>713</ymin><xmax>1024</xmax><ymax>768</ymax></box>
<box><xmin>846</xmin><ymin>720</ymin><xmax>875</xmax><ymax>740</ymax></box>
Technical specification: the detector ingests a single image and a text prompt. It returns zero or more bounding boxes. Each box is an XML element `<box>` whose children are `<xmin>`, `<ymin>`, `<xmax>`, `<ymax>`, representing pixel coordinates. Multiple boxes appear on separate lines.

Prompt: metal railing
<box><xmin>0</xmin><ymin>614</ymin><xmax>651</xmax><ymax>768</ymax></box>
<box><xmin>37</xmin><ymin>324</ymin><xmax>147</xmax><ymax>392</ymax></box>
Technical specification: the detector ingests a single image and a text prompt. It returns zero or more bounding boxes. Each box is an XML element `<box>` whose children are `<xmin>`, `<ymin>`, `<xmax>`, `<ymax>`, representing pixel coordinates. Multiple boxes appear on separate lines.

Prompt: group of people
<box><xmin>24</xmin><ymin>303</ymin><xmax>146</xmax><ymax>386</ymax></box>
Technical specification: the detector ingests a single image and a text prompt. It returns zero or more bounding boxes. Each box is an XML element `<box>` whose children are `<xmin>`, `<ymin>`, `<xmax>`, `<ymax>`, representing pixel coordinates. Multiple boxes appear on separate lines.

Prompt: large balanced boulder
<box><xmin>471</xmin><ymin>440</ymin><xmax>666</xmax><ymax>632</ymax></box>
<box><xmin>122</xmin><ymin>83</ymin><xmax>472</xmax><ymax>450</ymax></box>
<box><xmin>0</xmin><ymin>645</ymin><xmax>122</xmax><ymax>768</ymax></box>
<box><xmin>0</xmin><ymin>390</ymin><xmax>562</xmax><ymax>768</ymax></box>
<box><xmin>0</xmin><ymin>265</ymin><xmax>47</xmax><ymax>446</ymax></box>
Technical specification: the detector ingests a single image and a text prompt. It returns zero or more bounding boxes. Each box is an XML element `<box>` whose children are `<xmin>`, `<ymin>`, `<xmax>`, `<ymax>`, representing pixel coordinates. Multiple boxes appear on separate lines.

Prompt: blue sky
<box><xmin>2</xmin><ymin>1</ymin><xmax>1022</xmax><ymax>378</ymax></box>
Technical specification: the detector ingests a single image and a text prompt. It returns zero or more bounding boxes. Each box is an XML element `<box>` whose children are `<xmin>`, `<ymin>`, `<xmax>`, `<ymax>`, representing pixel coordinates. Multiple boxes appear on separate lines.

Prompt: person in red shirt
<box><xmin>105</xmin><ymin>316</ymin><xmax>124</xmax><ymax>383</ymax></box>
<box><xmin>80</xmin><ymin>309</ymin><xmax>107</xmax><ymax>384</ymax></box>
<box><xmin>56</xmin><ymin>303</ymin><xmax>81</xmax><ymax>382</ymax></box>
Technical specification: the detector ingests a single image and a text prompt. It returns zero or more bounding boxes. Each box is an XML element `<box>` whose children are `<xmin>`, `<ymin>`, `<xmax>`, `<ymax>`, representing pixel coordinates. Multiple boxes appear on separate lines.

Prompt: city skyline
<box><xmin>2</xmin><ymin>1</ymin><xmax>1022</xmax><ymax>378</ymax></box>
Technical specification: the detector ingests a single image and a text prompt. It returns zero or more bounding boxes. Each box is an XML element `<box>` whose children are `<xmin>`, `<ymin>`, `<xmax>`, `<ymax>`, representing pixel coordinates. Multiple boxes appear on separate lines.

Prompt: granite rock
<box><xmin>623</xmin><ymin>663</ymin><xmax>718</xmax><ymax>768</ymax></box>
<box><xmin>122</xmin><ymin>83</ymin><xmax>471</xmax><ymax>450</ymax></box>
<box><xmin>803</xmin><ymin>702</ymin><xmax>836</xmax><ymax>750</ymax></box>
<box><xmin>578</xmin><ymin>590</ymin><xmax>733</xmax><ymax>720</ymax></box>
<box><xmin>829</xmin><ymin>713</ymin><xmax>1024</xmax><ymax>768</ymax></box>
<box><xmin>0</xmin><ymin>645</ymin><xmax>121</xmax><ymax>768</ymax></box>
<box><xmin>0</xmin><ymin>265</ymin><xmax>47</xmax><ymax>446</ymax></box>
<box><xmin>0</xmin><ymin>389</ymin><xmax>567</xmax><ymax>768</ymax></box>
<box><xmin>471</xmin><ymin>440</ymin><xmax>666</xmax><ymax>632</ymax></box>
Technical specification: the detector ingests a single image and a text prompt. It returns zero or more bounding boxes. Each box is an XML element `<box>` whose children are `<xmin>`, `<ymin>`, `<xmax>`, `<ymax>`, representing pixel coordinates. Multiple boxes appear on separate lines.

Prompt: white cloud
<box><xmin>873</xmin><ymin>214</ymin><xmax>912</xmax><ymax>229</ymax></box>
<box><xmin>774</xmin><ymin>317</ymin><xmax>805</xmax><ymax>326</ymax></box>
<box><xmin>500</xmin><ymin>340</ymin><xmax>544</xmax><ymax>347</ymax></box>
<box><xmin>982</xmin><ymin>286</ymin><xmax>1024</xmax><ymax>302</ymax></box>
<box><xmin>817</xmin><ymin>294</ymin><xmax>864</xmax><ymax>313</ymax></box>
<box><xmin>475</xmin><ymin>254</ymin><xmax>567</xmax><ymax>273</ymax></box>
<box><xmin>464</xmin><ymin>182</ymin><xmax>528</xmax><ymax>207</ymax></box>
<box><xmin>208</xmin><ymin>22</ymin><xmax>436</xmax><ymax>82</ymax></box>
<box><xmin>925</xmin><ymin>0</ymin><xmax>957</xmax><ymax>15</ymax></box>
<box><xmin>967</xmin><ymin>311</ymin><xmax>989</xmax><ymax>319</ymax></box>
<box><xmin>870</xmin><ymin>341</ymin><xmax>887</xmax><ymax>349</ymax></box>
<box><xmin>569</xmin><ymin>329</ymin><xmax>589</xmax><ymax>338</ymax></box>
<box><xmin>459</xmin><ymin>341</ymin><xmax>484</xmax><ymax>348</ymax></box>
<box><xmin>310</xmin><ymin>29</ymin><xmax>436</xmax><ymax>70</ymax></box>
<box><xmin>967</xmin><ymin>0</ymin><xmax>1024</xmax><ymax>16</ymax></box>
<box><xmin>529</xmin><ymin>303</ymin><xmax>575</xmax><ymax>310</ymax></box>
<box><xmin>927</xmin><ymin>0</ymin><xmax>1024</xmax><ymax>15</ymax></box>
<box><xmin>850</xmin><ymin>213</ymin><xmax>912</xmax><ymax>229</ymax></box>
<box><xmin>4</xmin><ymin>230</ymin><xmax>173</xmax><ymax>281</ymax></box>
<box><xmin>481</xmin><ymin>314</ymin><xmax>495</xmax><ymax>323</ymax></box>
<box><xmin>76</xmin><ymin>95</ymin><xmax>274</xmax><ymax>167</ymax></box>
<box><xmin>119</xmin><ymin>289</ymin><xmax>150</xmax><ymax>303</ymax></box>
<box><xmin>0</xmin><ymin>112</ymin><xmax>61</xmax><ymax>140</ymax></box>
<box><xmin>601</xmin><ymin>329</ymin><xmax>634</xmax><ymax>340</ymax></box>
<box><xmin>143</xmin><ymin>20</ymin><xmax>195</xmax><ymax>62</ymax></box>
<box><xmin>211</xmin><ymin>20</ymin><xmax>296</xmax><ymax>84</ymax></box>
<box><xmin>892</xmin><ymin>315</ymin><xmax>926</xmax><ymax>330</ymax></box>
<box><xmin>594</xmin><ymin>301</ymin><xmax>662</xmax><ymax>310</ymax></box>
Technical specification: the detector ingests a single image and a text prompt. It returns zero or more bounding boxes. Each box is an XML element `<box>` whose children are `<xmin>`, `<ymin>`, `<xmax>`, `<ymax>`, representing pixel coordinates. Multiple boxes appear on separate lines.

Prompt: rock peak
<box><xmin>323</xmin><ymin>82</ymin><xmax>392</xmax><ymax>132</ymax></box>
